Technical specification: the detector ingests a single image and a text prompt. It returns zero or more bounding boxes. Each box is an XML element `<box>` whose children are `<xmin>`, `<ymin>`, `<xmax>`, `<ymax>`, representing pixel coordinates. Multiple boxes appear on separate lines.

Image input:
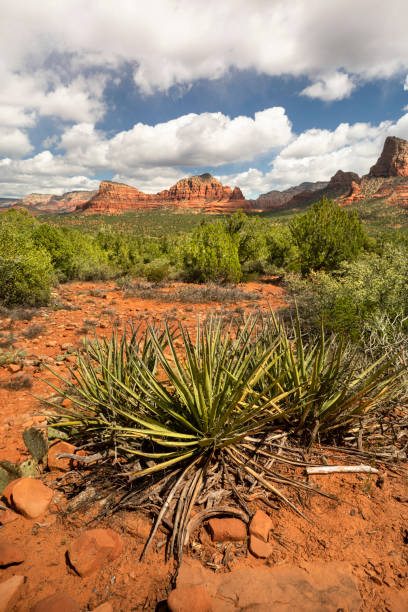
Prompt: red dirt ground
<box><xmin>0</xmin><ymin>279</ymin><xmax>407</xmax><ymax>611</ymax></box>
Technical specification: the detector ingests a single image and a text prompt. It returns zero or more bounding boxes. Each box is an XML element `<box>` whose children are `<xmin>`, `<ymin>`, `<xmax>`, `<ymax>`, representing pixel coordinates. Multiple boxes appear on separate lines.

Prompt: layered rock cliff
<box><xmin>254</xmin><ymin>181</ymin><xmax>329</xmax><ymax>211</ymax></box>
<box><xmin>7</xmin><ymin>190</ymin><xmax>97</xmax><ymax>214</ymax></box>
<box><xmin>254</xmin><ymin>170</ymin><xmax>359</xmax><ymax>212</ymax></box>
<box><xmin>338</xmin><ymin>136</ymin><xmax>408</xmax><ymax>207</ymax></box>
<box><xmin>369</xmin><ymin>136</ymin><xmax>408</xmax><ymax>177</ymax></box>
<box><xmin>79</xmin><ymin>174</ymin><xmax>251</xmax><ymax>214</ymax></box>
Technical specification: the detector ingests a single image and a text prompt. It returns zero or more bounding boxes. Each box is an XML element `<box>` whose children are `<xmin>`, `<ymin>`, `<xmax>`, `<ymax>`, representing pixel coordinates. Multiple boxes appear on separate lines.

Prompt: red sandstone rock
<box><xmin>67</xmin><ymin>528</ymin><xmax>123</xmax><ymax>576</ymax></box>
<box><xmin>123</xmin><ymin>514</ymin><xmax>151</xmax><ymax>539</ymax></box>
<box><xmin>91</xmin><ymin>603</ymin><xmax>113</xmax><ymax>612</ymax></box>
<box><xmin>248</xmin><ymin>510</ymin><xmax>272</xmax><ymax>542</ymax></box>
<box><xmin>339</xmin><ymin>180</ymin><xmax>364</xmax><ymax>206</ymax></box>
<box><xmin>177</xmin><ymin>558</ymin><xmax>361</xmax><ymax>611</ymax></box>
<box><xmin>0</xmin><ymin>508</ymin><xmax>19</xmax><ymax>525</ymax></box>
<box><xmin>327</xmin><ymin>169</ymin><xmax>361</xmax><ymax>190</ymax></box>
<box><xmin>167</xmin><ymin>585</ymin><xmax>213</xmax><ymax>612</ymax></box>
<box><xmin>0</xmin><ymin>575</ymin><xmax>25</xmax><ymax>612</ymax></box>
<box><xmin>0</xmin><ymin>539</ymin><xmax>25</xmax><ymax>566</ymax></box>
<box><xmin>369</xmin><ymin>136</ymin><xmax>408</xmax><ymax>177</ymax></box>
<box><xmin>6</xmin><ymin>478</ymin><xmax>53</xmax><ymax>518</ymax></box>
<box><xmin>1</xmin><ymin>478</ymin><xmax>22</xmax><ymax>506</ymax></box>
<box><xmin>47</xmin><ymin>441</ymin><xmax>77</xmax><ymax>472</ymax></box>
<box><xmin>11</xmin><ymin>190</ymin><xmax>97</xmax><ymax>215</ymax></box>
<box><xmin>30</xmin><ymin>593</ymin><xmax>80</xmax><ymax>612</ymax></box>
<box><xmin>248</xmin><ymin>534</ymin><xmax>272</xmax><ymax>559</ymax></box>
<box><xmin>207</xmin><ymin>517</ymin><xmax>247</xmax><ymax>542</ymax></box>
<box><xmin>78</xmin><ymin>174</ymin><xmax>252</xmax><ymax>215</ymax></box>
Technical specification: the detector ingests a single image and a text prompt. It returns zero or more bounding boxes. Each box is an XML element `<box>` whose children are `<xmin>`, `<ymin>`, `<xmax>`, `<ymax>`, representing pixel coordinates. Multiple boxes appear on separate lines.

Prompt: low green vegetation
<box><xmin>2</xmin><ymin>199</ymin><xmax>408</xmax><ymax>360</ymax></box>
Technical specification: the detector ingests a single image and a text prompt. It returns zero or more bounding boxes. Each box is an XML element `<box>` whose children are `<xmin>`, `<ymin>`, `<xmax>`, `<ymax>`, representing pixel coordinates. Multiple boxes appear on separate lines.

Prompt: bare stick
<box><xmin>306</xmin><ymin>464</ymin><xmax>379</xmax><ymax>475</ymax></box>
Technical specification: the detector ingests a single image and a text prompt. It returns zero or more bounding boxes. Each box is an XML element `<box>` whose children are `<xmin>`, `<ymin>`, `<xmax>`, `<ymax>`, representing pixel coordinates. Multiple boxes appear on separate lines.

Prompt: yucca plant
<box><xmin>255</xmin><ymin>310</ymin><xmax>403</xmax><ymax>443</ymax></box>
<box><xmin>47</xmin><ymin>315</ymin><xmax>324</xmax><ymax>561</ymax></box>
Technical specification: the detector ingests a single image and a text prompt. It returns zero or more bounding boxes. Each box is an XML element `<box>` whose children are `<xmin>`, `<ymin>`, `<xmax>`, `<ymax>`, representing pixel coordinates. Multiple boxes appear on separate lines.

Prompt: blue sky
<box><xmin>1</xmin><ymin>0</ymin><xmax>408</xmax><ymax>198</ymax></box>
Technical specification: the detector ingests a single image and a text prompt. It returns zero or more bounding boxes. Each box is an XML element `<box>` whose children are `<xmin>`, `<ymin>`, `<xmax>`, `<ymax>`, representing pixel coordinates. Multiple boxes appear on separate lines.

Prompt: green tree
<box><xmin>33</xmin><ymin>224</ymin><xmax>77</xmax><ymax>281</ymax></box>
<box><xmin>224</xmin><ymin>211</ymin><xmax>266</xmax><ymax>265</ymax></box>
<box><xmin>265</xmin><ymin>225</ymin><xmax>299</xmax><ymax>271</ymax></box>
<box><xmin>0</xmin><ymin>211</ymin><xmax>54</xmax><ymax>306</ymax></box>
<box><xmin>289</xmin><ymin>197</ymin><xmax>368</xmax><ymax>274</ymax></box>
<box><xmin>180</xmin><ymin>221</ymin><xmax>242</xmax><ymax>283</ymax></box>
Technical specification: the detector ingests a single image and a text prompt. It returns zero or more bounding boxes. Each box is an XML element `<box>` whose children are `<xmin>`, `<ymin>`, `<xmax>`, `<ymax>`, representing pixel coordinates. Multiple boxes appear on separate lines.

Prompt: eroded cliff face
<box><xmin>338</xmin><ymin>137</ymin><xmax>408</xmax><ymax>207</ymax></box>
<box><xmin>78</xmin><ymin>174</ymin><xmax>252</xmax><ymax>214</ymax></box>
<box><xmin>369</xmin><ymin>136</ymin><xmax>408</xmax><ymax>178</ymax></box>
<box><xmin>10</xmin><ymin>190</ymin><xmax>97</xmax><ymax>214</ymax></box>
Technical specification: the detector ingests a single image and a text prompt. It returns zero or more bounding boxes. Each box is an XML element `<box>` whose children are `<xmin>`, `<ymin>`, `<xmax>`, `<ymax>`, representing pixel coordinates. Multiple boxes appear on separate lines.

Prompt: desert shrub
<box><xmin>22</xmin><ymin>324</ymin><xmax>45</xmax><ymax>339</ymax></box>
<box><xmin>145</xmin><ymin>260</ymin><xmax>170</xmax><ymax>283</ymax></box>
<box><xmin>224</xmin><ymin>211</ymin><xmax>267</xmax><ymax>265</ymax></box>
<box><xmin>180</xmin><ymin>221</ymin><xmax>242</xmax><ymax>283</ymax></box>
<box><xmin>289</xmin><ymin>197</ymin><xmax>368</xmax><ymax>273</ymax></box>
<box><xmin>0</xmin><ymin>210</ymin><xmax>54</xmax><ymax>306</ymax></box>
<box><xmin>174</xmin><ymin>283</ymin><xmax>260</xmax><ymax>303</ymax></box>
<box><xmin>95</xmin><ymin>230</ymin><xmax>141</xmax><ymax>274</ymax></box>
<box><xmin>286</xmin><ymin>243</ymin><xmax>408</xmax><ymax>341</ymax></box>
<box><xmin>66</xmin><ymin>229</ymin><xmax>112</xmax><ymax>280</ymax></box>
<box><xmin>32</xmin><ymin>224</ymin><xmax>78</xmax><ymax>281</ymax></box>
<box><xmin>265</xmin><ymin>226</ymin><xmax>299</xmax><ymax>271</ymax></box>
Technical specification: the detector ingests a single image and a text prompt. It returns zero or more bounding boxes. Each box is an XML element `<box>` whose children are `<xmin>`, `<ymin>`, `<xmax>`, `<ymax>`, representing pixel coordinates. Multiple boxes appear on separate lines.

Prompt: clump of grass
<box><xmin>22</xmin><ymin>324</ymin><xmax>45</xmax><ymax>339</ymax></box>
<box><xmin>173</xmin><ymin>284</ymin><xmax>261</xmax><ymax>303</ymax></box>
<box><xmin>101</xmin><ymin>308</ymin><xmax>116</xmax><ymax>318</ymax></box>
<box><xmin>89</xmin><ymin>288</ymin><xmax>107</xmax><ymax>298</ymax></box>
<box><xmin>54</xmin><ymin>301</ymin><xmax>81</xmax><ymax>311</ymax></box>
<box><xmin>123</xmin><ymin>280</ymin><xmax>168</xmax><ymax>299</ymax></box>
<box><xmin>9</xmin><ymin>308</ymin><xmax>38</xmax><ymax>321</ymax></box>
<box><xmin>0</xmin><ymin>374</ymin><xmax>32</xmax><ymax>390</ymax></box>
<box><xmin>0</xmin><ymin>333</ymin><xmax>15</xmax><ymax>348</ymax></box>
<box><xmin>47</xmin><ymin>313</ymin><xmax>402</xmax><ymax>564</ymax></box>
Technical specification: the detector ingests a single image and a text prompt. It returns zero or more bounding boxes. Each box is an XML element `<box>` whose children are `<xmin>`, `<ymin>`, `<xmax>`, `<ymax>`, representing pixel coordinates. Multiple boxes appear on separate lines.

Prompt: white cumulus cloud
<box><xmin>301</xmin><ymin>72</ymin><xmax>355</xmax><ymax>101</ymax></box>
<box><xmin>59</xmin><ymin>108</ymin><xmax>293</xmax><ymax>171</ymax></box>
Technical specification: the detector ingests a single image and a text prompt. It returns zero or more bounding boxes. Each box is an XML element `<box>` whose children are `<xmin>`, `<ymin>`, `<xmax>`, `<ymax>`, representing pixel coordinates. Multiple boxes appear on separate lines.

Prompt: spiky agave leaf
<box><xmin>255</xmin><ymin>308</ymin><xmax>403</xmax><ymax>439</ymax></box>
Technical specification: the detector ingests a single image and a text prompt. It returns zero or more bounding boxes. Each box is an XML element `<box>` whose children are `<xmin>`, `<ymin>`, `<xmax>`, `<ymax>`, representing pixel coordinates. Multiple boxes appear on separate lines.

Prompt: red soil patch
<box><xmin>0</xmin><ymin>279</ymin><xmax>407</xmax><ymax>611</ymax></box>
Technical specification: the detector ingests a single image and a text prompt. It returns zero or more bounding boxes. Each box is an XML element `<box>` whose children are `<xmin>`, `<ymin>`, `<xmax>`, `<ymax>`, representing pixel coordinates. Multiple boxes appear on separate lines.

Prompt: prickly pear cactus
<box><xmin>0</xmin><ymin>466</ymin><xmax>9</xmax><ymax>494</ymax></box>
<box><xmin>0</xmin><ymin>460</ymin><xmax>21</xmax><ymax>494</ymax></box>
<box><xmin>22</xmin><ymin>427</ymin><xmax>48</xmax><ymax>462</ymax></box>
<box><xmin>19</xmin><ymin>458</ymin><xmax>39</xmax><ymax>478</ymax></box>
<box><xmin>47</xmin><ymin>426</ymin><xmax>69</xmax><ymax>441</ymax></box>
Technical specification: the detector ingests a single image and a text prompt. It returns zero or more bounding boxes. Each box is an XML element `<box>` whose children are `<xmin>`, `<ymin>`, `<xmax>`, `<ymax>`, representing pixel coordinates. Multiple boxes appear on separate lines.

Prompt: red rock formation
<box><xmin>338</xmin><ymin>181</ymin><xmax>364</xmax><ymax>206</ymax></box>
<box><xmin>255</xmin><ymin>181</ymin><xmax>328</xmax><ymax>211</ymax></box>
<box><xmin>79</xmin><ymin>174</ymin><xmax>252</xmax><ymax>215</ymax></box>
<box><xmin>327</xmin><ymin>170</ymin><xmax>360</xmax><ymax>190</ymax></box>
<box><xmin>369</xmin><ymin>136</ymin><xmax>408</xmax><ymax>177</ymax></box>
<box><xmin>8</xmin><ymin>190</ymin><xmax>97</xmax><ymax>214</ymax></box>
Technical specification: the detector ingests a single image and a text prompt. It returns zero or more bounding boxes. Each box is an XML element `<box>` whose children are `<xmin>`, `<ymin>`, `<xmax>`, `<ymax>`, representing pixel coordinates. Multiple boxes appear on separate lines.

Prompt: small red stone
<box><xmin>167</xmin><ymin>585</ymin><xmax>213</xmax><ymax>612</ymax></box>
<box><xmin>30</xmin><ymin>593</ymin><xmax>80</xmax><ymax>612</ymax></box>
<box><xmin>207</xmin><ymin>517</ymin><xmax>247</xmax><ymax>542</ymax></box>
<box><xmin>67</xmin><ymin>528</ymin><xmax>123</xmax><ymax>577</ymax></box>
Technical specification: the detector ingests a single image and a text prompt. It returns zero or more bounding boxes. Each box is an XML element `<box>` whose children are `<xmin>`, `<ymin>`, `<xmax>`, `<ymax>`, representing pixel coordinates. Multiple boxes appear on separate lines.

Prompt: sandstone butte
<box><xmin>9</xmin><ymin>190</ymin><xmax>98</xmax><ymax>214</ymax></box>
<box><xmin>255</xmin><ymin>135</ymin><xmax>408</xmax><ymax>211</ymax></box>
<box><xmin>76</xmin><ymin>173</ymin><xmax>252</xmax><ymax>215</ymax></box>
<box><xmin>338</xmin><ymin>135</ymin><xmax>408</xmax><ymax>207</ymax></box>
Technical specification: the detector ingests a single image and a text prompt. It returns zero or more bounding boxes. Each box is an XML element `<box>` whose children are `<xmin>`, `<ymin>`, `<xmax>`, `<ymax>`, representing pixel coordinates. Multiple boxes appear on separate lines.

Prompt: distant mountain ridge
<box><xmin>254</xmin><ymin>136</ymin><xmax>408</xmax><ymax>212</ymax></box>
<box><xmin>2</xmin><ymin>136</ymin><xmax>408</xmax><ymax>216</ymax></box>
<box><xmin>77</xmin><ymin>174</ymin><xmax>252</xmax><ymax>215</ymax></box>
